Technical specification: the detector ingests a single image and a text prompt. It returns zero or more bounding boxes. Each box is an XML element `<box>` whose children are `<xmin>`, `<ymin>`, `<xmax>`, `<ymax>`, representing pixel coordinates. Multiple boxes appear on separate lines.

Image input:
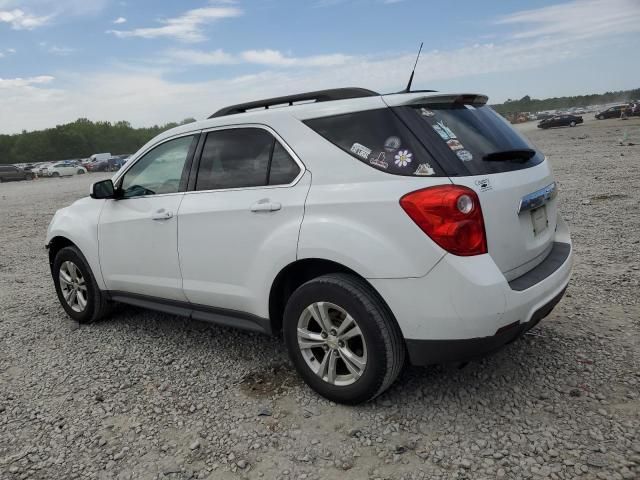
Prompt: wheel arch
<box><xmin>268</xmin><ymin>258</ymin><xmax>399</xmax><ymax>336</ymax></box>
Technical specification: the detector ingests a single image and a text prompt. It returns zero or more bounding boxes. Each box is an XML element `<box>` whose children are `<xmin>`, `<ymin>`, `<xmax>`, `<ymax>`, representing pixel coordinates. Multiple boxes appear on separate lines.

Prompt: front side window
<box><xmin>121</xmin><ymin>135</ymin><xmax>195</xmax><ymax>198</ymax></box>
<box><xmin>195</xmin><ymin>128</ymin><xmax>300</xmax><ymax>191</ymax></box>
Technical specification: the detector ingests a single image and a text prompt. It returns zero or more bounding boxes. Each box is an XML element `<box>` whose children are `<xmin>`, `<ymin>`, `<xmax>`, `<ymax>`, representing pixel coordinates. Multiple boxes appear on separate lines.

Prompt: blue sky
<box><xmin>1</xmin><ymin>0</ymin><xmax>639</xmax><ymax>133</ymax></box>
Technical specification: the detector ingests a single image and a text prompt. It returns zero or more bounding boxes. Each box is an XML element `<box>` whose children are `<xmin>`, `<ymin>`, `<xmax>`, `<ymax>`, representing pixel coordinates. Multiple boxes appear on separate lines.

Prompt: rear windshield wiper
<box><xmin>482</xmin><ymin>149</ymin><xmax>536</xmax><ymax>163</ymax></box>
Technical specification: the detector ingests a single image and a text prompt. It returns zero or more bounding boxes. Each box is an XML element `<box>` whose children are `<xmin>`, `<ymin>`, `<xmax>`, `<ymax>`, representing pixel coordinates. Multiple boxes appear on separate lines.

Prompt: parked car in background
<box><xmin>595</xmin><ymin>105</ymin><xmax>628</xmax><ymax>119</ymax></box>
<box><xmin>0</xmin><ymin>164</ymin><xmax>35</xmax><ymax>182</ymax></box>
<box><xmin>537</xmin><ymin>114</ymin><xmax>583</xmax><ymax>129</ymax></box>
<box><xmin>106</xmin><ymin>156</ymin><xmax>128</xmax><ymax>172</ymax></box>
<box><xmin>32</xmin><ymin>162</ymin><xmax>54</xmax><ymax>176</ymax></box>
<box><xmin>47</xmin><ymin>87</ymin><xmax>573</xmax><ymax>404</ymax></box>
<box><xmin>42</xmin><ymin>161</ymin><xmax>87</xmax><ymax>177</ymax></box>
<box><xmin>83</xmin><ymin>158</ymin><xmax>110</xmax><ymax>172</ymax></box>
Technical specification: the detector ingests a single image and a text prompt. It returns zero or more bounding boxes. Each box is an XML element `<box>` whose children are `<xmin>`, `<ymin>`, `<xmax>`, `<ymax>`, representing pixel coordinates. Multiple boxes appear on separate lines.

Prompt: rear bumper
<box><xmin>369</xmin><ymin>216</ymin><xmax>572</xmax><ymax>365</ymax></box>
<box><xmin>405</xmin><ymin>286</ymin><xmax>566</xmax><ymax>365</ymax></box>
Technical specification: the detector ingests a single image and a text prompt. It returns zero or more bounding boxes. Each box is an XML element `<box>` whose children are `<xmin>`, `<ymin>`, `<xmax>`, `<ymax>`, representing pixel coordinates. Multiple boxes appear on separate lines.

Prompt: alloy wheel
<box><xmin>59</xmin><ymin>260</ymin><xmax>88</xmax><ymax>313</ymax></box>
<box><xmin>296</xmin><ymin>302</ymin><xmax>367</xmax><ymax>386</ymax></box>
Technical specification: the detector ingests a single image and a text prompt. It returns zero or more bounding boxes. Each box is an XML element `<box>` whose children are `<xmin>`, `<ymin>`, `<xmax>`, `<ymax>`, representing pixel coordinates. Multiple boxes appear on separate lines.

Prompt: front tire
<box><xmin>569</xmin><ymin>121</ymin><xmax>576</xmax><ymax>127</ymax></box>
<box><xmin>52</xmin><ymin>172</ymin><xmax>60</xmax><ymax>177</ymax></box>
<box><xmin>53</xmin><ymin>246</ymin><xmax>111</xmax><ymax>323</ymax></box>
<box><xmin>283</xmin><ymin>274</ymin><xmax>405</xmax><ymax>404</ymax></box>
<box><xmin>77</xmin><ymin>169</ymin><xmax>85</xmax><ymax>175</ymax></box>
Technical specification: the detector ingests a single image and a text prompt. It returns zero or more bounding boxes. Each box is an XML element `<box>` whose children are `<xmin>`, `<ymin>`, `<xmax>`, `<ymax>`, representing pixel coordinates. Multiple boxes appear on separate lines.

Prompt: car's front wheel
<box><xmin>283</xmin><ymin>274</ymin><xmax>405</xmax><ymax>404</ymax></box>
<box><xmin>77</xmin><ymin>169</ymin><xmax>85</xmax><ymax>175</ymax></box>
<box><xmin>570</xmin><ymin>121</ymin><xmax>576</xmax><ymax>127</ymax></box>
<box><xmin>53</xmin><ymin>246</ymin><xmax>111</xmax><ymax>323</ymax></box>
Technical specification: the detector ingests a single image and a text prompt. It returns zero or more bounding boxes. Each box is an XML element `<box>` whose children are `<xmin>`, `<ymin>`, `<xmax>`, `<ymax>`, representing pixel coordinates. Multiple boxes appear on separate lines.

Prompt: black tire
<box><xmin>52</xmin><ymin>172</ymin><xmax>60</xmax><ymax>177</ymax></box>
<box><xmin>569</xmin><ymin>121</ymin><xmax>576</xmax><ymax>127</ymax></box>
<box><xmin>52</xmin><ymin>246</ymin><xmax>112</xmax><ymax>323</ymax></box>
<box><xmin>283</xmin><ymin>273</ymin><xmax>405</xmax><ymax>404</ymax></box>
<box><xmin>77</xmin><ymin>169</ymin><xmax>85</xmax><ymax>175</ymax></box>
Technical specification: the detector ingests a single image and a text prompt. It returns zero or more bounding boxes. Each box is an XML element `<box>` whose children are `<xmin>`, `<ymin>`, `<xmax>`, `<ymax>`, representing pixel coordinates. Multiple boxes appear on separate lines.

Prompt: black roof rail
<box><xmin>208</xmin><ymin>87</ymin><xmax>379</xmax><ymax>118</ymax></box>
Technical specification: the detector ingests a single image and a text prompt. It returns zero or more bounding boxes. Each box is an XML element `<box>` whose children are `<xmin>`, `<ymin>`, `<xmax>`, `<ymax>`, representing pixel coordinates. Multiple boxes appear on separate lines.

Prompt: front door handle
<box><xmin>250</xmin><ymin>201</ymin><xmax>282</xmax><ymax>212</ymax></box>
<box><xmin>151</xmin><ymin>209</ymin><xmax>173</xmax><ymax>221</ymax></box>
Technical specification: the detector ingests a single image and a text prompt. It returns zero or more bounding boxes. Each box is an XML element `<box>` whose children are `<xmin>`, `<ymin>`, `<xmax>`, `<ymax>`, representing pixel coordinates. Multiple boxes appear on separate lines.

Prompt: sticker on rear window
<box><xmin>350</xmin><ymin>143</ymin><xmax>372</xmax><ymax>160</ymax></box>
<box><xmin>432</xmin><ymin>123</ymin><xmax>449</xmax><ymax>140</ymax></box>
<box><xmin>384</xmin><ymin>136</ymin><xmax>401</xmax><ymax>152</ymax></box>
<box><xmin>446</xmin><ymin>139</ymin><xmax>464</xmax><ymax>151</ymax></box>
<box><xmin>394</xmin><ymin>150</ymin><xmax>413</xmax><ymax>168</ymax></box>
<box><xmin>414</xmin><ymin>163</ymin><xmax>435</xmax><ymax>176</ymax></box>
<box><xmin>369</xmin><ymin>152</ymin><xmax>388</xmax><ymax>169</ymax></box>
<box><xmin>456</xmin><ymin>149</ymin><xmax>473</xmax><ymax>162</ymax></box>
<box><xmin>420</xmin><ymin>108</ymin><xmax>435</xmax><ymax>117</ymax></box>
<box><xmin>436</xmin><ymin>120</ymin><xmax>457</xmax><ymax>139</ymax></box>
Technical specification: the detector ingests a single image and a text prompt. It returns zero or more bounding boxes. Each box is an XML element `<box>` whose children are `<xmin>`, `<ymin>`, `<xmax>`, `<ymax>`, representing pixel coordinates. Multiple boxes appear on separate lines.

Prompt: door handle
<box><xmin>151</xmin><ymin>209</ymin><xmax>173</xmax><ymax>221</ymax></box>
<box><xmin>250</xmin><ymin>201</ymin><xmax>282</xmax><ymax>212</ymax></box>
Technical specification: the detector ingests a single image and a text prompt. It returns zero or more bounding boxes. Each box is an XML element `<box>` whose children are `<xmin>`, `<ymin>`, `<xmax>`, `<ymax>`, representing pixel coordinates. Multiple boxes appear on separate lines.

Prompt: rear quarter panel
<box><xmin>284</xmin><ymin>118</ymin><xmax>450</xmax><ymax>279</ymax></box>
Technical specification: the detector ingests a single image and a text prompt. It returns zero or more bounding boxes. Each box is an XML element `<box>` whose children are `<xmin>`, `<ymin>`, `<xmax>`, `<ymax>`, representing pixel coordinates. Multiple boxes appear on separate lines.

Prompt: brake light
<box><xmin>399</xmin><ymin>185</ymin><xmax>487</xmax><ymax>256</ymax></box>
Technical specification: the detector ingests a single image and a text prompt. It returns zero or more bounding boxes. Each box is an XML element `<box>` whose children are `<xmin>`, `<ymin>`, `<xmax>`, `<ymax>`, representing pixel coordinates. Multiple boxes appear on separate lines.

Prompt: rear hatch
<box><xmin>385</xmin><ymin>94</ymin><xmax>558</xmax><ymax>280</ymax></box>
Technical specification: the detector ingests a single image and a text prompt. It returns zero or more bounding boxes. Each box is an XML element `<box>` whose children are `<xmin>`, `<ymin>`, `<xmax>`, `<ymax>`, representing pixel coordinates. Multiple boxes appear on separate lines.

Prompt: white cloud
<box><xmin>0</xmin><ymin>8</ymin><xmax>50</xmax><ymax>29</ymax></box>
<box><xmin>108</xmin><ymin>5</ymin><xmax>243</xmax><ymax>42</ymax></box>
<box><xmin>113</xmin><ymin>16</ymin><xmax>126</xmax><ymax>24</ymax></box>
<box><xmin>0</xmin><ymin>75</ymin><xmax>55</xmax><ymax>88</ymax></box>
<box><xmin>40</xmin><ymin>42</ymin><xmax>75</xmax><ymax>56</ymax></box>
<box><xmin>241</xmin><ymin>50</ymin><xmax>352</xmax><ymax>67</ymax></box>
<box><xmin>165</xmin><ymin>48</ymin><xmax>352</xmax><ymax>67</ymax></box>
<box><xmin>496</xmin><ymin>0</ymin><xmax>640</xmax><ymax>40</ymax></box>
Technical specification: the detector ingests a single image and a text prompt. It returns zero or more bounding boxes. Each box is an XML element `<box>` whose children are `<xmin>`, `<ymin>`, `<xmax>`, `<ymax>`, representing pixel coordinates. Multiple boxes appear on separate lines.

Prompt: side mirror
<box><xmin>90</xmin><ymin>179</ymin><xmax>115</xmax><ymax>199</ymax></box>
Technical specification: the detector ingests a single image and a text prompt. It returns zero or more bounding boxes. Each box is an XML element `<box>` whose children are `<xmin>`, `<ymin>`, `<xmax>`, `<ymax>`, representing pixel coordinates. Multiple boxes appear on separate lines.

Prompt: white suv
<box><xmin>46</xmin><ymin>88</ymin><xmax>572</xmax><ymax>404</ymax></box>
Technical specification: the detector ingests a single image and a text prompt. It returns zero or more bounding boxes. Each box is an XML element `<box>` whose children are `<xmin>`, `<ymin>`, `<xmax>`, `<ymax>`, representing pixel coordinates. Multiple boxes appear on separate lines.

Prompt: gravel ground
<box><xmin>1</xmin><ymin>117</ymin><xmax>639</xmax><ymax>480</ymax></box>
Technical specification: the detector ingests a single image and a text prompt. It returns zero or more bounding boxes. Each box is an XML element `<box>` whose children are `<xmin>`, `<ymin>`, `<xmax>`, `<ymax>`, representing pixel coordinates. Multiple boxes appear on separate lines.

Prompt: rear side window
<box><xmin>405</xmin><ymin>104</ymin><xmax>544</xmax><ymax>175</ymax></box>
<box><xmin>304</xmin><ymin>109</ymin><xmax>444</xmax><ymax>177</ymax></box>
<box><xmin>195</xmin><ymin>128</ymin><xmax>300</xmax><ymax>191</ymax></box>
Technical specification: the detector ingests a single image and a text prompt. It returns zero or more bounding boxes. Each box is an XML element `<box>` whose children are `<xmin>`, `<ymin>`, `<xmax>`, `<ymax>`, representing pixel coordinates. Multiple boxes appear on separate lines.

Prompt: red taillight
<box><xmin>399</xmin><ymin>185</ymin><xmax>487</xmax><ymax>256</ymax></box>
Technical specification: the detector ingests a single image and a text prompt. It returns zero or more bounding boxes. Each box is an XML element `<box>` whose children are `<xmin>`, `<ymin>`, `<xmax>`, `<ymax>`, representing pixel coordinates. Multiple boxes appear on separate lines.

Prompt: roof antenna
<box><xmin>404</xmin><ymin>42</ymin><xmax>423</xmax><ymax>93</ymax></box>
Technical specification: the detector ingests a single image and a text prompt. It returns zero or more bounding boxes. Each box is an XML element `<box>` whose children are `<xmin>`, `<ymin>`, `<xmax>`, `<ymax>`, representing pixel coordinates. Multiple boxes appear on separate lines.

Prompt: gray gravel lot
<box><xmin>1</xmin><ymin>117</ymin><xmax>639</xmax><ymax>480</ymax></box>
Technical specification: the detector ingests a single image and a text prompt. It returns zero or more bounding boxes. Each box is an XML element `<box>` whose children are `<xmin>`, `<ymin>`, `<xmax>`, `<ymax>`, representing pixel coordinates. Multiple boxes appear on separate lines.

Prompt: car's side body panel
<box><xmin>178</xmin><ymin>171</ymin><xmax>312</xmax><ymax>318</ymax></box>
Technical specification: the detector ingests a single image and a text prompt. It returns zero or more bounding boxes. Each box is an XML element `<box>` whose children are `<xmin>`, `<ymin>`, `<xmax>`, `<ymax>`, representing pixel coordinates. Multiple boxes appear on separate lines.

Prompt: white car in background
<box><xmin>46</xmin><ymin>87</ymin><xmax>573</xmax><ymax>404</ymax></box>
<box><xmin>43</xmin><ymin>161</ymin><xmax>87</xmax><ymax>177</ymax></box>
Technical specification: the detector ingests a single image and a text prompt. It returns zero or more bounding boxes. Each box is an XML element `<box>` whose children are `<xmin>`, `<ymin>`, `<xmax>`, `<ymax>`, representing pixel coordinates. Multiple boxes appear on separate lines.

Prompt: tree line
<box><xmin>492</xmin><ymin>88</ymin><xmax>640</xmax><ymax>115</ymax></box>
<box><xmin>0</xmin><ymin>118</ymin><xmax>196</xmax><ymax>165</ymax></box>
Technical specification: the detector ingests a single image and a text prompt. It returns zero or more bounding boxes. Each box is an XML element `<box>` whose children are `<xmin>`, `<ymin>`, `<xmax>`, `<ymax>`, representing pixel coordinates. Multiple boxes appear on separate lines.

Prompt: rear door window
<box><xmin>304</xmin><ymin>109</ymin><xmax>444</xmax><ymax>177</ymax></box>
<box><xmin>195</xmin><ymin>128</ymin><xmax>301</xmax><ymax>191</ymax></box>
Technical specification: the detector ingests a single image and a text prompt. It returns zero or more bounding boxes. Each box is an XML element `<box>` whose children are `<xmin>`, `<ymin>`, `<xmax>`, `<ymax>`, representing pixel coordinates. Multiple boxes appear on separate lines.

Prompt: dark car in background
<box><xmin>0</xmin><ymin>164</ymin><xmax>35</xmax><ymax>182</ymax></box>
<box><xmin>537</xmin><ymin>114</ymin><xmax>583</xmax><ymax>129</ymax></box>
<box><xmin>595</xmin><ymin>105</ymin><xmax>628</xmax><ymax>119</ymax></box>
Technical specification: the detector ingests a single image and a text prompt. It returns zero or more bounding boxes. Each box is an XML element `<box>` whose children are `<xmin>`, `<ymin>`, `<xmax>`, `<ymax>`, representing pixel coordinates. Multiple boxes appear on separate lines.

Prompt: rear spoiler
<box><xmin>382</xmin><ymin>93</ymin><xmax>489</xmax><ymax>108</ymax></box>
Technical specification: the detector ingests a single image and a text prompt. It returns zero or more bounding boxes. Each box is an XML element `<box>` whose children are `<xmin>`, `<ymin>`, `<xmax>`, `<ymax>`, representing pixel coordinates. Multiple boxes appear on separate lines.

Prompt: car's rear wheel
<box><xmin>570</xmin><ymin>121</ymin><xmax>576</xmax><ymax>127</ymax></box>
<box><xmin>283</xmin><ymin>273</ymin><xmax>405</xmax><ymax>404</ymax></box>
<box><xmin>77</xmin><ymin>169</ymin><xmax>85</xmax><ymax>175</ymax></box>
<box><xmin>52</xmin><ymin>172</ymin><xmax>60</xmax><ymax>177</ymax></box>
<box><xmin>53</xmin><ymin>246</ymin><xmax>112</xmax><ymax>323</ymax></box>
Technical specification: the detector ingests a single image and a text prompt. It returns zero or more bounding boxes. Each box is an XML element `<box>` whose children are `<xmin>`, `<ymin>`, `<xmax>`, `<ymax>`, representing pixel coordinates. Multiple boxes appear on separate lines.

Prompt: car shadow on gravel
<box><xmin>89</xmin><ymin>305</ymin><xmax>574</xmax><ymax>408</ymax></box>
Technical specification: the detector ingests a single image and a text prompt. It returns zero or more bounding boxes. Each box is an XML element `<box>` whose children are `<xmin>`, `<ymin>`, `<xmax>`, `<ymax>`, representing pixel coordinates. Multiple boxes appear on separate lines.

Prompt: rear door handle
<box><xmin>151</xmin><ymin>209</ymin><xmax>173</xmax><ymax>221</ymax></box>
<box><xmin>250</xmin><ymin>201</ymin><xmax>282</xmax><ymax>212</ymax></box>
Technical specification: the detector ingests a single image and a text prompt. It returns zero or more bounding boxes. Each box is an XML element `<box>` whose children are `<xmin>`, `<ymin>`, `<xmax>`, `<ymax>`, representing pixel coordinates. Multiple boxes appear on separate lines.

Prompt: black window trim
<box><xmin>112</xmin><ymin>131</ymin><xmax>201</xmax><ymax>200</ymax></box>
<box><xmin>185</xmin><ymin>123</ymin><xmax>306</xmax><ymax>194</ymax></box>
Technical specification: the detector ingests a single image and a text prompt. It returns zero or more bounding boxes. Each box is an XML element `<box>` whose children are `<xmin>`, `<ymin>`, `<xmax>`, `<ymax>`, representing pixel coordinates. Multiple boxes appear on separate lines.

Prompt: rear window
<box><xmin>304</xmin><ymin>109</ymin><xmax>444</xmax><ymax>177</ymax></box>
<box><xmin>404</xmin><ymin>104</ymin><xmax>544</xmax><ymax>175</ymax></box>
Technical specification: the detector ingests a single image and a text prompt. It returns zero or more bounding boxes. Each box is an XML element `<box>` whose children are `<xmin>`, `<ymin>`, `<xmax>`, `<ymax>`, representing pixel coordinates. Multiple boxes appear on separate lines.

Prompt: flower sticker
<box><xmin>394</xmin><ymin>150</ymin><xmax>413</xmax><ymax>167</ymax></box>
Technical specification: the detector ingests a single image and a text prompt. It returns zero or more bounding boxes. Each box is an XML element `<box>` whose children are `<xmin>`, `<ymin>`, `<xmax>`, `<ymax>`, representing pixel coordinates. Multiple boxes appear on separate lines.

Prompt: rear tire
<box><xmin>77</xmin><ymin>169</ymin><xmax>85</xmax><ymax>175</ymax></box>
<box><xmin>569</xmin><ymin>121</ymin><xmax>576</xmax><ymax>127</ymax></box>
<box><xmin>52</xmin><ymin>172</ymin><xmax>60</xmax><ymax>177</ymax></box>
<box><xmin>283</xmin><ymin>273</ymin><xmax>405</xmax><ymax>404</ymax></box>
<box><xmin>52</xmin><ymin>246</ymin><xmax>112</xmax><ymax>323</ymax></box>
